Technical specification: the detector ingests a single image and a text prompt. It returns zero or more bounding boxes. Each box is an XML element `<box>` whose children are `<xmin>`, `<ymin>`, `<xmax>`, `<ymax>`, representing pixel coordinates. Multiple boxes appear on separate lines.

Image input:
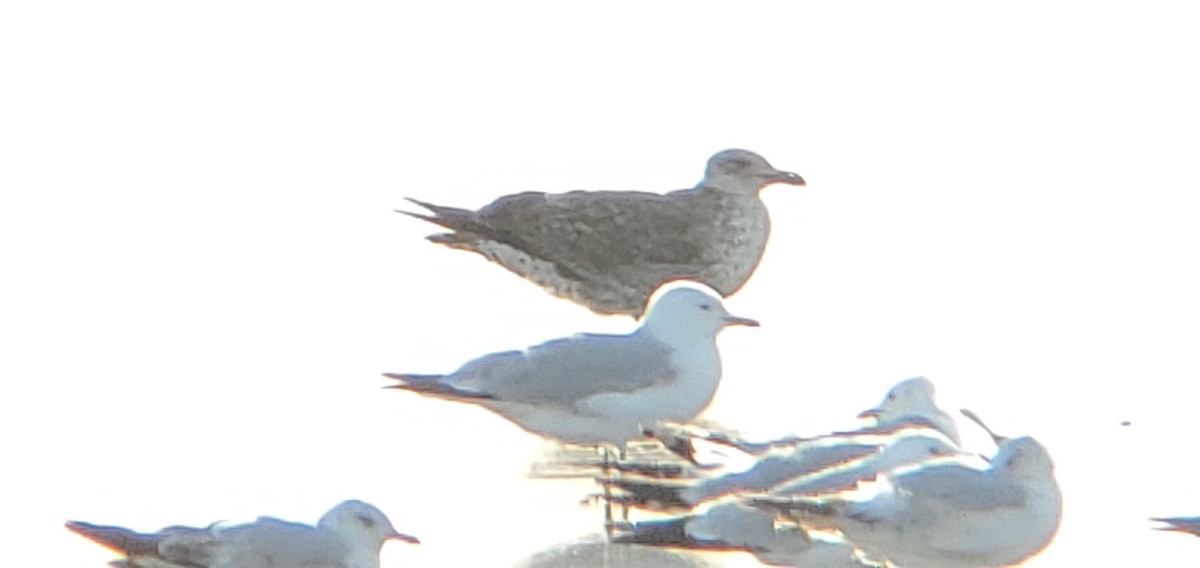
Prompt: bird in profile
<box><xmin>383</xmin><ymin>285</ymin><xmax>758</xmax><ymax>447</ymax></box>
<box><xmin>400</xmin><ymin>149</ymin><xmax>805</xmax><ymax>317</ymax></box>
<box><xmin>66</xmin><ymin>500</ymin><xmax>418</xmax><ymax>568</ymax></box>
<box><xmin>858</xmin><ymin>376</ymin><xmax>962</xmax><ymax>446</ymax></box>
<box><xmin>754</xmin><ymin>435</ymin><xmax>1062</xmax><ymax>568</ymax></box>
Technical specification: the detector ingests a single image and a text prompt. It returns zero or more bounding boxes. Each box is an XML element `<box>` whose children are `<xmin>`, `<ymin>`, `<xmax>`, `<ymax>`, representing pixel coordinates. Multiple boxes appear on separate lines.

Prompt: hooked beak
<box><xmin>389</xmin><ymin>531</ymin><xmax>421</xmax><ymax>544</ymax></box>
<box><xmin>723</xmin><ymin>315</ymin><xmax>760</xmax><ymax>327</ymax></box>
<box><xmin>768</xmin><ymin>170</ymin><xmax>806</xmax><ymax>187</ymax></box>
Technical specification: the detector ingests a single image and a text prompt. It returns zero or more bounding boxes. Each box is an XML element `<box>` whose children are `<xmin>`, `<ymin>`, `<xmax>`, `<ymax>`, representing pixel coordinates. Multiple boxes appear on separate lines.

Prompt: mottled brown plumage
<box><xmin>401</xmin><ymin>149</ymin><xmax>805</xmax><ymax>316</ymax></box>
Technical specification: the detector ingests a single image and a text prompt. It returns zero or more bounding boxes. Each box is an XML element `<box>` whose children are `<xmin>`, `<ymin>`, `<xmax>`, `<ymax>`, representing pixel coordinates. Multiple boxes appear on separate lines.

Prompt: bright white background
<box><xmin>2</xmin><ymin>2</ymin><xmax>1199</xmax><ymax>566</ymax></box>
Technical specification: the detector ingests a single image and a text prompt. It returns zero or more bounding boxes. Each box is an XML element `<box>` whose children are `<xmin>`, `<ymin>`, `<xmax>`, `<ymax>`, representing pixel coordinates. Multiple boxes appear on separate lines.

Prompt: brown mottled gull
<box><xmin>400</xmin><ymin>149</ymin><xmax>805</xmax><ymax>316</ymax></box>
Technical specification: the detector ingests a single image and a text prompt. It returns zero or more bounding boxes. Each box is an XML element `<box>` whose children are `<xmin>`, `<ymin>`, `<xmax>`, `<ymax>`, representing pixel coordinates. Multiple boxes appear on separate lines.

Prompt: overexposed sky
<box><xmin>2</xmin><ymin>2</ymin><xmax>1199</xmax><ymax>566</ymax></box>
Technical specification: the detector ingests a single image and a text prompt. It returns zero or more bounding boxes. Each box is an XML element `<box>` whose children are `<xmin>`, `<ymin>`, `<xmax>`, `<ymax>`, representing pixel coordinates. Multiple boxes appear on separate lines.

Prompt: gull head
<box><xmin>884</xmin><ymin>434</ymin><xmax>959</xmax><ymax>464</ymax></box>
<box><xmin>319</xmin><ymin>500</ymin><xmax>420</xmax><ymax>548</ymax></box>
<box><xmin>993</xmin><ymin>437</ymin><xmax>1055</xmax><ymax>479</ymax></box>
<box><xmin>641</xmin><ymin>286</ymin><xmax>758</xmax><ymax>340</ymax></box>
<box><xmin>858</xmin><ymin>377</ymin><xmax>939</xmax><ymax>422</ymax></box>
<box><xmin>701</xmin><ymin>149</ymin><xmax>805</xmax><ymax>195</ymax></box>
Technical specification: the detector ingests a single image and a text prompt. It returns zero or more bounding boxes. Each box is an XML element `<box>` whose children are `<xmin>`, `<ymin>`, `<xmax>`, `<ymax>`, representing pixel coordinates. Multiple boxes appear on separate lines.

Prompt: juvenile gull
<box><xmin>66</xmin><ymin>500</ymin><xmax>418</xmax><ymax>568</ymax></box>
<box><xmin>401</xmin><ymin>149</ymin><xmax>805</xmax><ymax>317</ymax></box>
<box><xmin>754</xmin><ymin>436</ymin><xmax>1062</xmax><ymax>568</ymax></box>
<box><xmin>383</xmin><ymin>286</ymin><xmax>758</xmax><ymax>446</ymax></box>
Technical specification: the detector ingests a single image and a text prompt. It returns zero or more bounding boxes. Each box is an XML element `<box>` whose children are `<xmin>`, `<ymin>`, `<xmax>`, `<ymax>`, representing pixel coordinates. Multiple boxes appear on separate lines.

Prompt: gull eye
<box><xmin>356</xmin><ymin>514</ymin><xmax>377</xmax><ymax>528</ymax></box>
<box><xmin>700</xmin><ymin>304</ymin><xmax>713</xmax><ymax>312</ymax></box>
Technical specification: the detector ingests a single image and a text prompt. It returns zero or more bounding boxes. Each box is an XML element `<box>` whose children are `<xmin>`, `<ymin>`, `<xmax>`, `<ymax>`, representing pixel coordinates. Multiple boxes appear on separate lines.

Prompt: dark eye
<box><xmin>356</xmin><ymin>514</ymin><xmax>377</xmax><ymax>528</ymax></box>
<box><xmin>700</xmin><ymin>304</ymin><xmax>713</xmax><ymax>311</ymax></box>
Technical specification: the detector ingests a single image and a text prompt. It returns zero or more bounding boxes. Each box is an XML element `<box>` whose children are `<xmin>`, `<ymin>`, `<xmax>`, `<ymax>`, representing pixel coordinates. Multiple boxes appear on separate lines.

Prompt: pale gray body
<box><xmin>402</xmin><ymin>149</ymin><xmax>805</xmax><ymax>316</ymax></box>
<box><xmin>66</xmin><ymin>500</ymin><xmax>418</xmax><ymax>568</ymax></box>
<box><xmin>385</xmin><ymin>286</ymin><xmax>759</xmax><ymax>445</ymax></box>
<box><xmin>759</xmin><ymin>437</ymin><xmax>1063</xmax><ymax>568</ymax></box>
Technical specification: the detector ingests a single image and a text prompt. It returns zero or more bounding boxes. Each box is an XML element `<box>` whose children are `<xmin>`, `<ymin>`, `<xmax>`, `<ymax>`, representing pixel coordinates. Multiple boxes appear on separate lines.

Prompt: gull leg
<box><xmin>602</xmin><ymin>446</ymin><xmax>615</xmax><ymax>537</ymax></box>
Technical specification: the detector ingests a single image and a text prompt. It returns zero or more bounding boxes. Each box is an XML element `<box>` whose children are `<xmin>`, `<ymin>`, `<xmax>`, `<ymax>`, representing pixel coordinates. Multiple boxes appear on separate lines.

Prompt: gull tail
<box><xmin>609</xmin><ymin>479</ymin><xmax>690</xmax><ymax>510</ymax></box>
<box><xmin>612</xmin><ymin>517</ymin><xmax>741</xmax><ymax>551</ymax></box>
<box><xmin>397</xmin><ymin>198</ymin><xmax>491</xmax><ymax>240</ymax></box>
<box><xmin>612</xmin><ymin>517</ymin><xmax>693</xmax><ymax>547</ymax></box>
<box><xmin>382</xmin><ymin>373</ymin><xmax>495</xmax><ymax>402</ymax></box>
<box><xmin>1151</xmin><ymin>517</ymin><xmax>1200</xmax><ymax>536</ymax></box>
<box><xmin>65</xmin><ymin>521</ymin><xmax>160</xmax><ymax>556</ymax></box>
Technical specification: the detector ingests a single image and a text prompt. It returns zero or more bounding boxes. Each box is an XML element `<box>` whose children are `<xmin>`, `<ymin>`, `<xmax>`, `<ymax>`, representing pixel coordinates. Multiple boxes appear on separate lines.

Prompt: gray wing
<box><xmin>156</xmin><ymin>530</ymin><xmax>219</xmax><ymax>567</ymax></box>
<box><xmin>695</xmin><ymin>444</ymin><xmax>879</xmax><ymax>502</ymax></box>
<box><xmin>471</xmin><ymin>189</ymin><xmax>722</xmax><ymax>273</ymax></box>
<box><xmin>892</xmin><ymin>466</ymin><xmax>1025</xmax><ymax>512</ymax></box>
<box><xmin>452</xmin><ymin>331</ymin><xmax>678</xmax><ymax>406</ymax></box>
<box><xmin>216</xmin><ymin>522</ymin><xmax>349</xmax><ymax>567</ymax></box>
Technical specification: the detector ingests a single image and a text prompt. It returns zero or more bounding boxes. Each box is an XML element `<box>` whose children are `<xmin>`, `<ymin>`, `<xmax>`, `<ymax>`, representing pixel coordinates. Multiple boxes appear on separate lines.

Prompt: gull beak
<box><xmin>857</xmin><ymin>407</ymin><xmax>881</xmax><ymax>420</ymax></box>
<box><xmin>388</xmin><ymin>531</ymin><xmax>421</xmax><ymax>544</ymax></box>
<box><xmin>723</xmin><ymin>315</ymin><xmax>760</xmax><ymax>327</ymax></box>
<box><xmin>769</xmin><ymin>170</ymin><xmax>806</xmax><ymax>186</ymax></box>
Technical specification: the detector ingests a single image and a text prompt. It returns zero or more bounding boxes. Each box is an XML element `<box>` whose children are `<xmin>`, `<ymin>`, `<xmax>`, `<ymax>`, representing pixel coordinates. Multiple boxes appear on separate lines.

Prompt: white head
<box><xmin>318</xmin><ymin>500</ymin><xmax>419</xmax><ymax>549</ymax></box>
<box><xmin>699</xmin><ymin>149</ymin><xmax>806</xmax><ymax>195</ymax></box>
<box><xmin>859</xmin><ymin>377</ymin><xmax>961</xmax><ymax>445</ymax></box>
<box><xmin>992</xmin><ymin>437</ymin><xmax>1055</xmax><ymax>480</ymax></box>
<box><xmin>859</xmin><ymin>377</ymin><xmax>940</xmax><ymax>422</ymax></box>
<box><xmin>640</xmin><ymin>286</ymin><xmax>759</xmax><ymax>340</ymax></box>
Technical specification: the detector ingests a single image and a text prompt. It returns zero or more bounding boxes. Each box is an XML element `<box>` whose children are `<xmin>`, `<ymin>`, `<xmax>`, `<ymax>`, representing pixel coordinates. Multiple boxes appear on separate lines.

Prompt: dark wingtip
<box><xmin>612</xmin><ymin>518</ymin><xmax>693</xmax><ymax>546</ymax></box>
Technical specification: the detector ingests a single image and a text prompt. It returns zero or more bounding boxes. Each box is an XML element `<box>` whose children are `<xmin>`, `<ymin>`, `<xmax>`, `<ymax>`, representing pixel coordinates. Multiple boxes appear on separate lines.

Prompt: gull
<box><xmin>615</xmin><ymin>501</ymin><xmax>876</xmax><ymax>568</ymax></box>
<box><xmin>617</xmin><ymin>378</ymin><xmax>965</xmax><ymax>509</ymax></box>
<box><xmin>768</xmin><ymin>432</ymin><xmax>960</xmax><ymax>497</ymax></box>
<box><xmin>383</xmin><ymin>285</ymin><xmax>758</xmax><ymax>446</ymax></box>
<box><xmin>615</xmin><ymin>424</ymin><xmax>955</xmax><ymax>512</ymax></box>
<box><xmin>66</xmin><ymin>500</ymin><xmax>419</xmax><ymax>568</ymax></box>
<box><xmin>1151</xmin><ymin>516</ymin><xmax>1200</xmax><ymax>537</ymax></box>
<box><xmin>857</xmin><ymin>376</ymin><xmax>961</xmax><ymax>446</ymax></box>
<box><xmin>400</xmin><ymin>149</ymin><xmax>805</xmax><ymax>317</ymax></box>
<box><xmin>753</xmin><ymin>434</ymin><xmax>1063</xmax><ymax>568</ymax></box>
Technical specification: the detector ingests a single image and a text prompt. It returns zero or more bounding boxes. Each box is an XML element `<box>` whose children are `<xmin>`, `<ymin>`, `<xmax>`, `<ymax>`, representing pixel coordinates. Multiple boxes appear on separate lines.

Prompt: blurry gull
<box><xmin>769</xmin><ymin>432</ymin><xmax>960</xmax><ymax>497</ymax></box>
<box><xmin>1151</xmin><ymin>516</ymin><xmax>1200</xmax><ymax>537</ymax></box>
<box><xmin>753</xmin><ymin>433</ymin><xmax>1062</xmax><ymax>568</ymax></box>
<box><xmin>383</xmin><ymin>285</ymin><xmax>758</xmax><ymax>446</ymax></box>
<box><xmin>401</xmin><ymin>149</ymin><xmax>805</xmax><ymax>317</ymax></box>
<box><xmin>858</xmin><ymin>376</ymin><xmax>961</xmax><ymax>446</ymax></box>
<box><xmin>617</xmin><ymin>378</ymin><xmax>964</xmax><ymax>509</ymax></box>
<box><xmin>615</xmin><ymin>501</ymin><xmax>875</xmax><ymax>568</ymax></box>
<box><xmin>66</xmin><ymin>500</ymin><xmax>418</xmax><ymax>568</ymax></box>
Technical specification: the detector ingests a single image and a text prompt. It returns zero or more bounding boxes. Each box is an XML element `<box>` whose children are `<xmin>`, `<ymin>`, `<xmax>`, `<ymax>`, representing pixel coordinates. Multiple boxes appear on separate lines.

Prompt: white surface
<box><xmin>2</xmin><ymin>2</ymin><xmax>1199</xmax><ymax>566</ymax></box>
